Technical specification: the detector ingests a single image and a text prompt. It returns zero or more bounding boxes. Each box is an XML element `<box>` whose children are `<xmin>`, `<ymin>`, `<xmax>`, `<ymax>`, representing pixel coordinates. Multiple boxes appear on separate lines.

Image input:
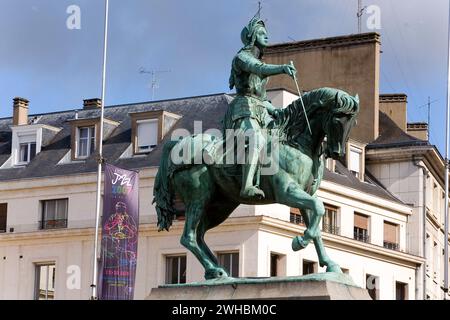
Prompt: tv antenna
<box><xmin>357</xmin><ymin>0</ymin><xmax>368</xmax><ymax>33</ymax></box>
<box><xmin>139</xmin><ymin>67</ymin><xmax>171</xmax><ymax>101</ymax></box>
<box><xmin>418</xmin><ymin>96</ymin><xmax>439</xmax><ymax>139</ymax></box>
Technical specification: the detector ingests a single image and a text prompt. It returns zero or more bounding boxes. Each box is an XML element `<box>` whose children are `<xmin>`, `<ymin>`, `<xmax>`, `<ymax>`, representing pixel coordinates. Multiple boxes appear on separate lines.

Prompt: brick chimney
<box><xmin>379</xmin><ymin>94</ymin><xmax>408</xmax><ymax>132</ymax></box>
<box><xmin>12</xmin><ymin>97</ymin><xmax>29</xmax><ymax>126</ymax></box>
<box><xmin>407</xmin><ymin>123</ymin><xmax>429</xmax><ymax>141</ymax></box>
<box><xmin>83</xmin><ymin>98</ymin><xmax>102</xmax><ymax>109</ymax></box>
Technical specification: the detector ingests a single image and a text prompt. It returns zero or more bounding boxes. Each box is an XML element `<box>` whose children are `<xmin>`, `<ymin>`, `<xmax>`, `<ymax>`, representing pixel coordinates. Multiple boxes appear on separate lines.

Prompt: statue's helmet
<box><xmin>241</xmin><ymin>16</ymin><xmax>266</xmax><ymax>47</ymax></box>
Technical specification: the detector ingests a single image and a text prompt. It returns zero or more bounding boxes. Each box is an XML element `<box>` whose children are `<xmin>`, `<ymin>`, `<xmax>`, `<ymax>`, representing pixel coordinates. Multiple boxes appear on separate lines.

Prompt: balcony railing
<box><xmin>383</xmin><ymin>241</ymin><xmax>400</xmax><ymax>251</ymax></box>
<box><xmin>39</xmin><ymin>219</ymin><xmax>68</xmax><ymax>230</ymax></box>
<box><xmin>290</xmin><ymin>213</ymin><xmax>305</xmax><ymax>225</ymax></box>
<box><xmin>322</xmin><ymin>223</ymin><xmax>340</xmax><ymax>235</ymax></box>
<box><xmin>354</xmin><ymin>228</ymin><xmax>370</xmax><ymax>243</ymax></box>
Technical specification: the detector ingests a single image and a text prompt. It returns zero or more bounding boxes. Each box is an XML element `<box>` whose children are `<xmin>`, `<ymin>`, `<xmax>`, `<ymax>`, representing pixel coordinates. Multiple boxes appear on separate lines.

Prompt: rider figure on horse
<box><xmin>225</xmin><ymin>16</ymin><xmax>297</xmax><ymax>200</ymax></box>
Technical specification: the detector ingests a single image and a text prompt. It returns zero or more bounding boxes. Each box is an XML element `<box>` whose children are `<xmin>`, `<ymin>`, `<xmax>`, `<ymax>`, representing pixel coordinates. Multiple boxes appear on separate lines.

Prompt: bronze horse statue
<box><xmin>153</xmin><ymin>87</ymin><xmax>359</xmax><ymax>280</ymax></box>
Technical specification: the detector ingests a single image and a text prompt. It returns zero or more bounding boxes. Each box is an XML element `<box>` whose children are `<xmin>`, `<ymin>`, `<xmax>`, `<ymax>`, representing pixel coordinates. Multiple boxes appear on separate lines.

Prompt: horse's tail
<box><xmin>152</xmin><ymin>140</ymin><xmax>178</xmax><ymax>232</ymax></box>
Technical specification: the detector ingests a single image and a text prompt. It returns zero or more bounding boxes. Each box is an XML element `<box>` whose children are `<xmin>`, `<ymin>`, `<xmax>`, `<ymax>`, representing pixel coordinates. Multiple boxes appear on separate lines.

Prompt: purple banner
<box><xmin>99</xmin><ymin>163</ymin><xmax>139</xmax><ymax>300</ymax></box>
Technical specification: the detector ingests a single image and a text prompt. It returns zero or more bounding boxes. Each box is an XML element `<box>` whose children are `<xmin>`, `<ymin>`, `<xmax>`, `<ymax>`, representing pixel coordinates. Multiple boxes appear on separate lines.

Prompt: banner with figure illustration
<box><xmin>99</xmin><ymin>163</ymin><xmax>139</xmax><ymax>300</ymax></box>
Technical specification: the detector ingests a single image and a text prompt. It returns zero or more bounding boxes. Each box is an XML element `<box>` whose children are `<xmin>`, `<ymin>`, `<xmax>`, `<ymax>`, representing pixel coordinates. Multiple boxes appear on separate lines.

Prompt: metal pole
<box><xmin>90</xmin><ymin>0</ymin><xmax>109</xmax><ymax>300</ymax></box>
<box><xmin>444</xmin><ymin>0</ymin><xmax>450</xmax><ymax>301</ymax></box>
<box><xmin>428</xmin><ymin>96</ymin><xmax>431</xmax><ymax>139</ymax></box>
<box><xmin>358</xmin><ymin>0</ymin><xmax>362</xmax><ymax>33</ymax></box>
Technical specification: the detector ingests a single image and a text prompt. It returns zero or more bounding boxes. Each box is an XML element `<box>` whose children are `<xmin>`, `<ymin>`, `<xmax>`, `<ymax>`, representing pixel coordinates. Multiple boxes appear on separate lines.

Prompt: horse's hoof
<box><xmin>326</xmin><ymin>263</ymin><xmax>342</xmax><ymax>273</ymax></box>
<box><xmin>205</xmin><ymin>267</ymin><xmax>229</xmax><ymax>280</ymax></box>
<box><xmin>292</xmin><ymin>236</ymin><xmax>309</xmax><ymax>251</ymax></box>
<box><xmin>240</xmin><ymin>187</ymin><xmax>265</xmax><ymax>200</ymax></box>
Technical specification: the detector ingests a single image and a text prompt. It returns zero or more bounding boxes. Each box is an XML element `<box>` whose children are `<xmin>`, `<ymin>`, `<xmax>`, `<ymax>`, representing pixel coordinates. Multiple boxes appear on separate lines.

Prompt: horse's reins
<box><xmin>290</xmin><ymin>61</ymin><xmax>313</xmax><ymax>136</ymax></box>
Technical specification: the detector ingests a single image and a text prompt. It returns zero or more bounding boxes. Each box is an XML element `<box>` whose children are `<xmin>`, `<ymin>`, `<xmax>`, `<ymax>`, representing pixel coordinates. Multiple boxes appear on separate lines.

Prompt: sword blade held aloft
<box><xmin>290</xmin><ymin>61</ymin><xmax>312</xmax><ymax>135</ymax></box>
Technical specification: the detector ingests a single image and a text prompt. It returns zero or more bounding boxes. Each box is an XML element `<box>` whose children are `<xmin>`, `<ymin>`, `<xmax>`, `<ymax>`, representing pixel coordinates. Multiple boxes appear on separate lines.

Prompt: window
<box><xmin>77</xmin><ymin>126</ymin><xmax>95</xmax><ymax>158</ymax></box>
<box><xmin>354</xmin><ymin>213</ymin><xmax>369</xmax><ymax>243</ymax></box>
<box><xmin>425</xmin><ymin>233</ymin><xmax>431</xmax><ymax>274</ymax></box>
<box><xmin>432</xmin><ymin>183</ymin><xmax>438</xmax><ymax>217</ymax></box>
<box><xmin>395</xmin><ymin>282</ymin><xmax>408</xmax><ymax>300</ymax></box>
<box><xmin>433</xmin><ymin>242</ymin><xmax>439</xmax><ymax>279</ymax></box>
<box><xmin>165</xmin><ymin>255</ymin><xmax>186</xmax><ymax>284</ymax></box>
<box><xmin>322</xmin><ymin>205</ymin><xmax>339</xmax><ymax>235</ymax></box>
<box><xmin>341</xmin><ymin>268</ymin><xmax>350</xmax><ymax>275</ymax></box>
<box><xmin>269</xmin><ymin>253</ymin><xmax>288</xmax><ymax>277</ymax></box>
<box><xmin>383</xmin><ymin>221</ymin><xmax>399</xmax><ymax>250</ymax></box>
<box><xmin>136</xmin><ymin>119</ymin><xmax>158</xmax><ymax>153</ymax></box>
<box><xmin>130</xmin><ymin>110</ymin><xmax>181</xmax><ymax>155</ymax></box>
<box><xmin>349</xmin><ymin>147</ymin><xmax>362</xmax><ymax>178</ymax></box>
<box><xmin>0</xmin><ymin>203</ymin><xmax>6</xmax><ymax>233</ymax></box>
<box><xmin>290</xmin><ymin>208</ymin><xmax>305</xmax><ymax>225</ymax></box>
<box><xmin>16</xmin><ymin>133</ymin><xmax>37</xmax><ymax>165</ymax></box>
<box><xmin>19</xmin><ymin>142</ymin><xmax>36</xmax><ymax>164</ymax></box>
<box><xmin>325</xmin><ymin>157</ymin><xmax>335</xmax><ymax>172</ymax></box>
<box><xmin>217</xmin><ymin>252</ymin><xmax>239</xmax><ymax>277</ymax></box>
<box><xmin>40</xmin><ymin>199</ymin><xmax>68</xmax><ymax>230</ymax></box>
<box><xmin>366</xmin><ymin>274</ymin><xmax>379</xmax><ymax>300</ymax></box>
<box><xmin>303</xmin><ymin>260</ymin><xmax>317</xmax><ymax>275</ymax></box>
<box><xmin>34</xmin><ymin>263</ymin><xmax>56</xmax><ymax>300</ymax></box>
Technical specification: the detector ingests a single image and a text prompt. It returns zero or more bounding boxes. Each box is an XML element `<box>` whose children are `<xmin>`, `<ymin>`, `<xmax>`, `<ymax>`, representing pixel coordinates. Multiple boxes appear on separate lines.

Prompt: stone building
<box><xmin>0</xmin><ymin>31</ymin><xmax>446</xmax><ymax>300</ymax></box>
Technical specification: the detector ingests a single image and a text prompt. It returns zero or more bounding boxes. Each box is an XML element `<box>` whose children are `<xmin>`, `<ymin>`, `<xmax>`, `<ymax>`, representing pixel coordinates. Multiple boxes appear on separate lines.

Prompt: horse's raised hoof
<box><xmin>205</xmin><ymin>267</ymin><xmax>229</xmax><ymax>280</ymax></box>
<box><xmin>240</xmin><ymin>187</ymin><xmax>265</xmax><ymax>200</ymax></box>
<box><xmin>326</xmin><ymin>263</ymin><xmax>342</xmax><ymax>273</ymax></box>
<box><xmin>292</xmin><ymin>236</ymin><xmax>309</xmax><ymax>251</ymax></box>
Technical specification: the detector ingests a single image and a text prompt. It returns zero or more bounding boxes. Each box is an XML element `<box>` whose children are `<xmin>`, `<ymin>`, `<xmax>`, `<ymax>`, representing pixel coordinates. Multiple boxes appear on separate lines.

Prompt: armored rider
<box><xmin>225</xmin><ymin>16</ymin><xmax>297</xmax><ymax>200</ymax></box>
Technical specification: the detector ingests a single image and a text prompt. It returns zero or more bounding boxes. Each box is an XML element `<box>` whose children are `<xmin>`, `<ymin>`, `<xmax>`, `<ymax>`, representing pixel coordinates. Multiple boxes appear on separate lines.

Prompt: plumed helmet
<box><xmin>240</xmin><ymin>16</ymin><xmax>266</xmax><ymax>47</ymax></box>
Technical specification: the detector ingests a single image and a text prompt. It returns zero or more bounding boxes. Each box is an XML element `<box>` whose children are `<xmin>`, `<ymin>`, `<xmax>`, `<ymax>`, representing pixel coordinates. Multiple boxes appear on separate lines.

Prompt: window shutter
<box><xmin>349</xmin><ymin>149</ymin><xmax>361</xmax><ymax>173</ymax></box>
<box><xmin>137</xmin><ymin>120</ymin><xmax>158</xmax><ymax>148</ymax></box>
<box><xmin>354</xmin><ymin>213</ymin><xmax>368</xmax><ymax>229</ymax></box>
<box><xmin>384</xmin><ymin>221</ymin><xmax>398</xmax><ymax>243</ymax></box>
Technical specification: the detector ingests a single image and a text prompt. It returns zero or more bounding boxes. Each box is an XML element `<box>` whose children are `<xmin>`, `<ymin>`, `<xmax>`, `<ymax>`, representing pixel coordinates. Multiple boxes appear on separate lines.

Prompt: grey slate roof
<box><xmin>0</xmin><ymin>93</ymin><xmax>404</xmax><ymax>204</ymax></box>
<box><xmin>0</xmin><ymin>93</ymin><xmax>232</xmax><ymax>181</ymax></box>
<box><xmin>367</xmin><ymin>111</ymin><xmax>429</xmax><ymax>149</ymax></box>
<box><xmin>324</xmin><ymin>161</ymin><xmax>403</xmax><ymax>203</ymax></box>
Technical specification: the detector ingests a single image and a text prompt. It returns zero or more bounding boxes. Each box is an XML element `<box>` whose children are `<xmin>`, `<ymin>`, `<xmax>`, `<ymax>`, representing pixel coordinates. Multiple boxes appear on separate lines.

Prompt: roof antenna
<box><xmin>357</xmin><ymin>0</ymin><xmax>368</xmax><ymax>33</ymax></box>
<box><xmin>139</xmin><ymin>67</ymin><xmax>171</xmax><ymax>101</ymax></box>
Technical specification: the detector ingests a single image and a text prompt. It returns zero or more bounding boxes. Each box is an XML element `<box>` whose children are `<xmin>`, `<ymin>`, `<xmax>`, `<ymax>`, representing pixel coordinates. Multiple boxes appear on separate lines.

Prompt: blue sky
<box><xmin>0</xmin><ymin>0</ymin><xmax>448</xmax><ymax>153</ymax></box>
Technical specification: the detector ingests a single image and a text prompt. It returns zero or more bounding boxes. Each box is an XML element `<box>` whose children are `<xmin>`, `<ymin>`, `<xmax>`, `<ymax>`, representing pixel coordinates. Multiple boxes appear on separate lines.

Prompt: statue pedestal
<box><xmin>147</xmin><ymin>273</ymin><xmax>372</xmax><ymax>300</ymax></box>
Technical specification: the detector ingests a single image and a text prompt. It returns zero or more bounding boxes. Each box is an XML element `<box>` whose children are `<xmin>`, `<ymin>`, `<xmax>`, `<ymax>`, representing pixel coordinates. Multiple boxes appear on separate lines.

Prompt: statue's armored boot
<box><xmin>240</xmin><ymin>147</ymin><xmax>265</xmax><ymax>200</ymax></box>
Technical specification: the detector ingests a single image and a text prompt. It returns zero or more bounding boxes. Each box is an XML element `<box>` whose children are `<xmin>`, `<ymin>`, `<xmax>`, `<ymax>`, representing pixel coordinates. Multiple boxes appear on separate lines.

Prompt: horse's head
<box><xmin>323</xmin><ymin>91</ymin><xmax>360</xmax><ymax>160</ymax></box>
<box><xmin>279</xmin><ymin>88</ymin><xmax>360</xmax><ymax>158</ymax></box>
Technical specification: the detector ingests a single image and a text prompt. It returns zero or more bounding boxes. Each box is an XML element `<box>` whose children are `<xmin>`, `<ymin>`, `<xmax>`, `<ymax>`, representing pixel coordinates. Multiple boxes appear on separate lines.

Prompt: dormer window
<box><xmin>12</xmin><ymin>130</ymin><xmax>37</xmax><ymax>166</ymax></box>
<box><xmin>137</xmin><ymin>119</ymin><xmax>158</xmax><ymax>153</ymax></box>
<box><xmin>19</xmin><ymin>141</ymin><xmax>36</xmax><ymax>164</ymax></box>
<box><xmin>68</xmin><ymin>117</ymin><xmax>119</xmax><ymax>161</ymax></box>
<box><xmin>347</xmin><ymin>141</ymin><xmax>365</xmax><ymax>181</ymax></box>
<box><xmin>349</xmin><ymin>147</ymin><xmax>362</xmax><ymax>177</ymax></box>
<box><xmin>77</xmin><ymin>126</ymin><xmax>95</xmax><ymax>158</ymax></box>
<box><xmin>130</xmin><ymin>110</ymin><xmax>181</xmax><ymax>155</ymax></box>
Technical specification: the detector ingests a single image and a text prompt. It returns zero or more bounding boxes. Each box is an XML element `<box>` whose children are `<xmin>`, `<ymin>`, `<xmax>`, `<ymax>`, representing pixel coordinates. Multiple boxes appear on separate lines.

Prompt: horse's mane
<box><xmin>275</xmin><ymin>87</ymin><xmax>360</xmax><ymax>145</ymax></box>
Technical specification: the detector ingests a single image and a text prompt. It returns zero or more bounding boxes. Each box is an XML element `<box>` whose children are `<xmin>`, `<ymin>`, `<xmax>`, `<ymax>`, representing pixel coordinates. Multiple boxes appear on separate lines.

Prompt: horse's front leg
<box><xmin>276</xmin><ymin>182</ymin><xmax>324</xmax><ymax>249</ymax></box>
<box><xmin>303</xmin><ymin>208</ymin><xmax>342</xmax><ymax>273</ymax></box>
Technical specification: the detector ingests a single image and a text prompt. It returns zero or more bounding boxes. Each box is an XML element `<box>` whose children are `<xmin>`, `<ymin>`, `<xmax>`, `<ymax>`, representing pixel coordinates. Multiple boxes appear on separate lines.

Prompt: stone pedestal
<box><xmin>147</xmin><ymin>273</ymin><xmax>372</xmax><ymax>300</ymax></box>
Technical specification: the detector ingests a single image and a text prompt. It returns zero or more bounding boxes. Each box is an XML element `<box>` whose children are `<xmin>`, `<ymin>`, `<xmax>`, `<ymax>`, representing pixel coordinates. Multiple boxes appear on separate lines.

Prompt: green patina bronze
<box><xmin>153</xmin><ymin>17</ymin><xmax>360</xmax><ymax>282</ymax></box>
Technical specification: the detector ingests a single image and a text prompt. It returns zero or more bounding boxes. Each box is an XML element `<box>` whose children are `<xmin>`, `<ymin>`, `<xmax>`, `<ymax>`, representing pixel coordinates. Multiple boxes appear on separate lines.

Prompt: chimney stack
<box><xmin>83</xmin><ymin>98</ymin><xmax>102</xmax><ymax>109</ymax></box>
<box><xmin>13</xmin><ymin>97</ymin><xmax>29</xmax><ymax>126</ymax></box>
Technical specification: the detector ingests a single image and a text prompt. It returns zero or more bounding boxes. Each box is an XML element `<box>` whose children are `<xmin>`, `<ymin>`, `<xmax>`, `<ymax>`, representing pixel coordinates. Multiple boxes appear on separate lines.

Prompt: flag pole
<box><xmin>444</xmin><ymin>0</ymin><xmax>450</xmax><ymax>301</ymax></box>
<box><xmin>90</xmin><ymin>0</ymin><xmax>109</xmax><ymax>300</ymax></box>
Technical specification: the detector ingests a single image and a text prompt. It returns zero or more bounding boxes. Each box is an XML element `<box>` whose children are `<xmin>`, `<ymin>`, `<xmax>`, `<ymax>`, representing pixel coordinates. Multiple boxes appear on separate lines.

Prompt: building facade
<box><xmin>1</xmin><ymin>31</ymin><xmax>448</xmax><ymax>300</ymax></box>
<box><xmin>0</xmin><ymin>90</ymin><xmax>421</xmax><ymax>300</ymax></box>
